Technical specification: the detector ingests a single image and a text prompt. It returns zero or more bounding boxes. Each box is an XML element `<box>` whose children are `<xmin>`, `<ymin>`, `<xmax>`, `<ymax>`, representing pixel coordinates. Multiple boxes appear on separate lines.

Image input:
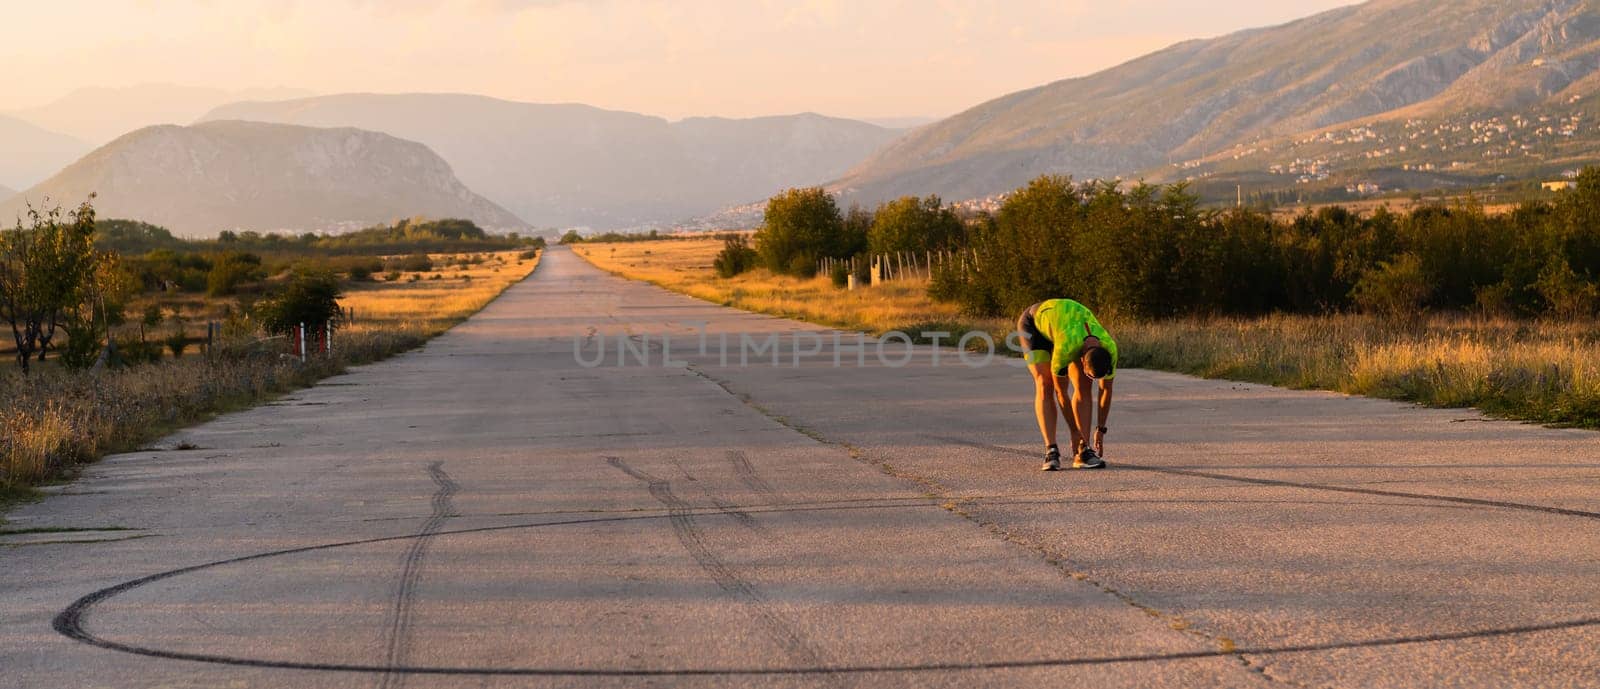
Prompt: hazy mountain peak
<box><xmin>0</xmin><ymin>120</ymin><xmax>524</xmax><ymax>237</ymax></box>
<box><xmin>198</xmin><ymin>93</ymin><xmax>901</xmax><ymax>229</ymax></box>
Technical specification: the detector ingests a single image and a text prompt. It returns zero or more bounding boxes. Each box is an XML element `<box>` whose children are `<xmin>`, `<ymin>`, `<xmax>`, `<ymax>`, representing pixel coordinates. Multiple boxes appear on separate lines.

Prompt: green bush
<box><xmin>1352</xmin><ymin>253</ymin><xmax>1431</xmax><ymax>317</ymax></box>
<box><xmin>392</xmin><ymin>253</ymin><xmax>433</xmax><ymax>273</ymax></box>
<box><xmin>868</xmin><ymin>195</ymin><xmax>964</xmax><ymax>255</ymax></box>
<box><xmin>830</xmin><ymin>262</ymin><xmax>850</xmax><ymax>288</ymax></box>
<box><xmin>206</xmin><ymin>252</ymin><xmax>263</xmax><ymax>297</ymax></box>
<box><xmin>755</xmin><ymin>188</ymin><xmax>853</xmax><ymax>275</ymax></box>
<box><xmin>165</xmin><ymin>325</ymin><xmax>189</xmax><ymax>358</ymax></box>
<box><xmin>113</xmin><ymin>337</ymin><xmax>164</xmax><ymax>366</ymax></box>
<box><xmin>255</xmin><ymin>270</ymin><xmax>343</xmax><ymax>336</ymax></box>
<box><xmin>58</xmin><ymin>320</ymin><xmax>104</xmax><ymax>370</ymax></box>
<box><xmin>712</xmin><ymin>235</ymin><xmax>758</xmax><ymax>278</ymax></box>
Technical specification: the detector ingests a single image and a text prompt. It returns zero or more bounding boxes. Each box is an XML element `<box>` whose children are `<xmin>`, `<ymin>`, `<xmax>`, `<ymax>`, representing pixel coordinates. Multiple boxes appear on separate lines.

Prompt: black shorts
<box><xmin>1016</xmin><ymin>302</ymin><xmax>1052</xmax><ymax>359</ymax></box>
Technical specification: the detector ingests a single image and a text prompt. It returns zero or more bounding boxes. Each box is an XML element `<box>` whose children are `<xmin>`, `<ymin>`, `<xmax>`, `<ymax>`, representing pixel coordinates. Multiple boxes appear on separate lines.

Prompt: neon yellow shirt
<box><xmin>1035</xmin><ymin>299</ymin><xmax>1118</xmax><ymax>378</ymax></box>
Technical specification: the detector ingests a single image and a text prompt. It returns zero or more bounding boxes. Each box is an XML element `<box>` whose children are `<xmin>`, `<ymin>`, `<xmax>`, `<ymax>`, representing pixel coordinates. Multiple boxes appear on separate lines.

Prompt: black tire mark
<box><xmin>606</xmin><ymin>457</ymin><xmax>834</xmax><ymax>677</ymax></box>
<box><xmin>376</xmin><ymin>462</ymin><xmax>457</xmax><ymax>689</ymax></box>
<box><xmin>925</xmin><ymin>435</ymin><xmax>1600</xmax><ymax>521</ymax></box>
<box><xmin>50</xmin><ymin>503</ymin><xmax>1600</xmax><ymax>676</ymax></box>
<box><xmin>729</xmin><ymin>449</ymin><xmax>778</xmax><ymax>497</ymax></box>
<box><xmin>711</xmin><ymin>498</ymin><xmax>765</xmax><ymax>532</ymax></box>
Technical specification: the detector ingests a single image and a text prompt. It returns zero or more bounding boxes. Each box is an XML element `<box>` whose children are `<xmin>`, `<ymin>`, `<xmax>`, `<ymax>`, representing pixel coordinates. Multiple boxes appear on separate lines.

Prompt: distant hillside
<box><xmin>836</xmin><ymin>0</ymin><xmax>1600</xmax><ymax>205</ymax></box>
<box><xmin>0</xmin><ymin>114</ymin><xmax>91</xmax><ymax>191</ymax></box>
<box><xmin>0</xmin><ymin>121</ymin><xmax>525</xmax><ymax>237</ymax></box>
<box><xmin>11</xmin><ymin>84</ymin><xmax>314</xmax><ymax>144</ymax></box>
<box><xmin>199</xmin><ymin>94</ymin><xmax>901</xmax><ymax>229</ymax></box>
<box><xmin>0</xmin><ymin>184</ymin><xmax>14</xmax><ymax>202</ymax></box>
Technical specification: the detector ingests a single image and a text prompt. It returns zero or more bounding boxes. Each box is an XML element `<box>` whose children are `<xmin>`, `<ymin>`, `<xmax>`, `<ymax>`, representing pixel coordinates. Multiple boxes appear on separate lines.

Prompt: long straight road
<box><xmin>3</xmin><ymin>246</ymin><xmax>1598</xmax><ymax>688</ymax></box>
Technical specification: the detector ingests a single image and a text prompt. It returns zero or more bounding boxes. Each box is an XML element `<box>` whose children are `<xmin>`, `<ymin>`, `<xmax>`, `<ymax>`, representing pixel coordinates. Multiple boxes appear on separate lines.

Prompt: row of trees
<box><xmin>741</xmin><ymin>169</ymin><xmax>1600</xmax><ymax>321</ymax></box>
<box><xmin>932</xmin><ymin>172</ymin><xmax>1600</xmax><ymax>319</ymax></box>
<box><xmin>95</xmin><ymin>217</ymin><xmax>539</xmax><ymax>257</ymax></box>
<box><xmin>739</xmin><ymin>188</ymin><xmax>964</xmax><ymax>278</ymax></box>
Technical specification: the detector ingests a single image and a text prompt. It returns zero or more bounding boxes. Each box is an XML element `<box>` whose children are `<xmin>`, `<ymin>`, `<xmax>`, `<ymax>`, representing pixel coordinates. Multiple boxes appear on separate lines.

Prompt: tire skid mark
<box><xmin>729</xmin><ymin>449</ymin><xmax>778</xmax><ymax>497</ymax></box>
<box><xmin>928</xmin><ymin>435</ymin><xmax>1600</xmax><ymax>522</ymax></box>
<box><xmin>376</xmin><ymin>462</ymin><xmax>458</xmax><ymax>689</ymax></box>
<box><xmin>606</xmin><ymin>456</ymin><xmax>837</xmax><ymax>680</ymax></box>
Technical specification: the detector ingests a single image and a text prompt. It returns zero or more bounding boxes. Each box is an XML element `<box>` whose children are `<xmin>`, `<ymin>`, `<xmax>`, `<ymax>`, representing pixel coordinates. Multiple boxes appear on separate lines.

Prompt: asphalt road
<box><xmin>3</xmin><ymin>246</ymin><xmax>1598</xmax><ymax>688</ymax></box>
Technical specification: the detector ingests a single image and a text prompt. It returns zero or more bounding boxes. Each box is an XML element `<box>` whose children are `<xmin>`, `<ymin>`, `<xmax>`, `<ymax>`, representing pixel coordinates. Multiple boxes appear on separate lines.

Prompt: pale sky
<box><xmin>1</xmin><ymin>0</ymin><xmax>1356</xmax><ymax>120</ymax></box>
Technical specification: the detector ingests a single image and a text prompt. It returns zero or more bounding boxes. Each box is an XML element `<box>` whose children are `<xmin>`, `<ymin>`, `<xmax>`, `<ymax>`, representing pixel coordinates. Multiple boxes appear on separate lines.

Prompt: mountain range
<box><xmin>836</xmin><ymin>0</ymin><xmax>1600</xmax><ymax>205</ymax></box>
<box><xmin>0</xmin><ymin>121</ymin><xmax>524</xmax><ymax>236</ymax></box>
<box><xmin>200</xmin><ymin>94</ymin><xmax>902</xmax><ymax>229</ymax></box>
<box><xmin>10</xmin><ymin>84</ymin><xmax>315</xmax><ymax>144</ymax></box>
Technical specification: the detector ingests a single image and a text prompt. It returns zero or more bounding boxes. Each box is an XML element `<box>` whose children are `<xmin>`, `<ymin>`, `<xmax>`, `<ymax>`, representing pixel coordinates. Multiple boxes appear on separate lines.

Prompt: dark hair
<box><xmin>1085</xmin><ymin>346</ymin><xmax>1113</xmax><ymax>379</ymax></box>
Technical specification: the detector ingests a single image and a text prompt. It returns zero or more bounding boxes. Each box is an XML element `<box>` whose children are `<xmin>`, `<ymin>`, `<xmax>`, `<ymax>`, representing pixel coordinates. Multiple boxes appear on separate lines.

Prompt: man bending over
<box><xmin>1016</xmin><ymin>299</ymin><xmax>1117</xmax><ymax>471</ymax></box>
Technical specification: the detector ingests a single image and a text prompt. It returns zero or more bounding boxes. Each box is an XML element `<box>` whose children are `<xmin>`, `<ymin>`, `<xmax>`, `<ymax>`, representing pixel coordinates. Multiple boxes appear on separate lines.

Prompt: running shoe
<box><xmin>1041</xmin><ymin>446</ymin><xmax>1062</xmax><ymax>472</ymax></box>
<box><xmin>1073</xmin><ymin>447</ymin><xmax>1107</xmax><ymax>470</ymax></box>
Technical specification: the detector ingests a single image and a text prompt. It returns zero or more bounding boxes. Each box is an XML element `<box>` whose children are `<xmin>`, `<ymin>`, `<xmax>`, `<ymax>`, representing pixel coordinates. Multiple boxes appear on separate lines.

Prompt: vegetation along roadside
<box><xmin>1</xmin><ymin>199</ymin><xmax>544</xmax><ymax>499</ymax></box>
<box><xmin>574</xmin><ymin>173</ymin><xmax>1600</xmax><ymax>429</ymax></box>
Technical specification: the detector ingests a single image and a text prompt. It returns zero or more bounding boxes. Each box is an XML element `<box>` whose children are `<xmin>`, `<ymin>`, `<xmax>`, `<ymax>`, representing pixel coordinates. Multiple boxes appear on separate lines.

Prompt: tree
<box><xmin>255</xmin><ymin>269</ymin><xmax>343</xmax><ymax>336</ymax></box>
<box><xmin>206</xmin><ymin>252</ymin><xmax>264</xmax><ymax>297</ymax></box>
<box><xmin>559</xmin><ymin>230</ymin><xmax>584</xmax><ymax>245</ymax></box>
<box><xmin>755</xmin><ymin>187</ymin><xmax>849</xmax><ymax>276</ymax></box>
<box><xmin>868</xmin><ymin>195</ymin><xmax>964</xmax><ymax>255</ymax></box>
<box><xmin>0</xmin><ymin>199</ymin><xmax>104</xmax><ymax>372</ymax></box>
<box><xmin>713</xmin><ymin>234</ymin><xmax>759</xmax><ymax>278</ymax></box>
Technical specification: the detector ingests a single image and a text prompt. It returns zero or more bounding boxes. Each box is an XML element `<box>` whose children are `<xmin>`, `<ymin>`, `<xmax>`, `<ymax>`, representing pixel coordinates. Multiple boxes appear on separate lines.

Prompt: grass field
<box><xmin>575</xmin><ymin>239</ymin><xmax>1600</xmax><ymax>428</ymax></box>
<box><xmin>572</xmin><ymin>239</ymin><xmax>1009</xmax><ymax>336</ymax></box>
<box><xmin>0</xmin><ymin>250</ymin><xmax>540</xmax><ymax>493</ymax></box>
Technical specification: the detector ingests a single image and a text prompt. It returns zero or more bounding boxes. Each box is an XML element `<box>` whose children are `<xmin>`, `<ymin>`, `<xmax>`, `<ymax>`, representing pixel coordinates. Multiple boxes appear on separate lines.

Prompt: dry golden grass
<box><xmin>340</xmin><ymin>250</ymin><xmax>540</xmax><ymax>335</ymax></box>
<box><xmin>573</xmin><ymin>239</ymin><xmax>1005</xmax><ymax>335</ymax></box>
<box><xmin>576</xmin><ymin>239</ymin><xmax>1600</xmax><ymax>428</ymax></box>
<box><xmin>0</xmin><ymin>250</ymin><xmax>541</xmax><ymax>491</ymax></box>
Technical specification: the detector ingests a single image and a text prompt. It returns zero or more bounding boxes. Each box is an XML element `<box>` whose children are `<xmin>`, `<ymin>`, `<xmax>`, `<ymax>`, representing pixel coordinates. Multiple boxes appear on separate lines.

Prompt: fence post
<box><xmin>299</xmin><ymin>323</ymin><xmax>307</xmax><ymax>363</ymax></box>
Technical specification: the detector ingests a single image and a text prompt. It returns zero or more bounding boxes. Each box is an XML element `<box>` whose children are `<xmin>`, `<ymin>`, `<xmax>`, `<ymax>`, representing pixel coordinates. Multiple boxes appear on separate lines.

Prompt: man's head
<box><xmin>1083</xmin><ymin>345</ymin><xmax>1114</xmax><ymax>380</ymax></box>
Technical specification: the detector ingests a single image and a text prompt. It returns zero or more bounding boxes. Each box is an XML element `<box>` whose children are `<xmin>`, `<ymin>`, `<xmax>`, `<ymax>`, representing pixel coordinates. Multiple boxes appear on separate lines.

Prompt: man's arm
<box><xmin>1094</xmin><ymin>378</ymin><xmax>1114</xmax><ymax>454</ymax></box>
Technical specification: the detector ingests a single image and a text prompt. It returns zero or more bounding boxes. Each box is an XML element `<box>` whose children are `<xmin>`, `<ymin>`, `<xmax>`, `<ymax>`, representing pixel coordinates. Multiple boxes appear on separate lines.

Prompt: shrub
<box><xmin>712</xmin><ymin>235</ymin><xmax>759</xmax><ymax>278</ymax></box>
<box><xmin>755</xmin><ymin>188</ymin><xmax>851</xmax><ymax>275</ymax></box>
<box><xmin>559</xmin><ymin>230</ymin><xmax>583</xmax><ymax>245</ymax></box>
<box><xmin>394</xmin><ymin>253</ymin><xmax>433</xmax><ymax>273</ymax></box>
<box><xmin>787</xmin><ymin>254</ymin><xmax>817</xmax><ymax>278</ymax></box>
<box><xmin>830</xmin><ymin>262</ymin><xmax>850</xmax><ymax>288</ymax></box>
<box><xmin>1352</xmin><ymin>253</ymin><xmax>1431</xmax><ymax>318</ymax></box>
<box><xmin>384</xmin><ymin>271</ymin><xmax>401</xmax><ymax>282</ymax></box>
<box><xmin>348</xmin><ymin>264</ymin><xmax>374</xmax><ymax>281</ymax></box>
<box><xmin>255</xmin><ymin>270</ymin><xmax>343</xmax><ymax>336</ymax></box>
<box><xmin>58</xmin><ymin>320</ymin><xmax>104</xmax><ymax>370</ymax></box>
<box><xmin>166</xmin><ymin>325</ymin><xmax>189</xmax><ymax>358</ymax></box>
<box><xmin>206</xmin><ymin>252</ymin><xmax>263</xmax><ymax>297</ymax></box>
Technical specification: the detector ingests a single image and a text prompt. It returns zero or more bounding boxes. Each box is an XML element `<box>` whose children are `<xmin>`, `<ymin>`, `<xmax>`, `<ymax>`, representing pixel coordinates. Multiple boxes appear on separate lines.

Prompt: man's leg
<box><xmin>1065</xmin><ymin>362</ymin><xmax>1105</xmax><ymax>468</ymax></box>
<box><xmin>1055</xmin><ymin>373</ymin><xmax>1080</xmax><ymax>452</ymax></box>
<box><xmin>1029</xmin><ymin>361</ymin><xmax>1059</xmax><ymax>448</ymax></box>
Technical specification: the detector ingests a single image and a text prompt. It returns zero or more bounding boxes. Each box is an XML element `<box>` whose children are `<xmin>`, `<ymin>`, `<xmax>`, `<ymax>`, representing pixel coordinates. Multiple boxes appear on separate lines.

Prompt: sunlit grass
<box><xmin>573</xmin><ymin>239</ymin><xmax>1004</xmax><ymax>335</ymax></box>
<box><xmin>576</xmin><ymin>239</ymin><xmax>1600</xmax><ymax>428</ymax></box>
